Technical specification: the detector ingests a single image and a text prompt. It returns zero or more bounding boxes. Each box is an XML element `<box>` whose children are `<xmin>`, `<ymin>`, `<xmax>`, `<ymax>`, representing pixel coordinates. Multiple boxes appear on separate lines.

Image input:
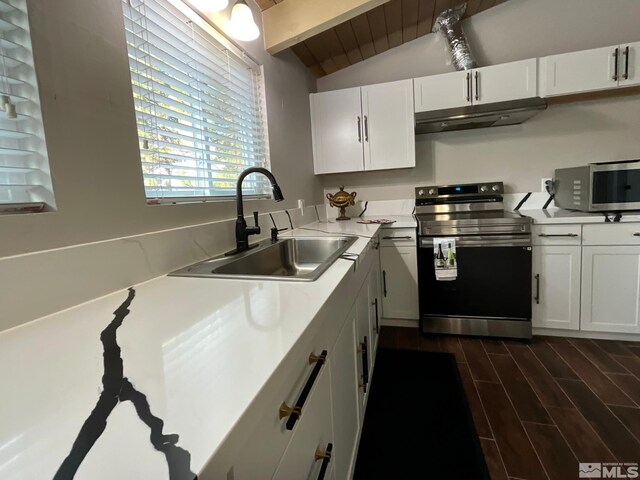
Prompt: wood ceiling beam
<box><xmin>263</xmin><ymin>0</ymin><xmax>391</xmax><ymax>54</ymax></box>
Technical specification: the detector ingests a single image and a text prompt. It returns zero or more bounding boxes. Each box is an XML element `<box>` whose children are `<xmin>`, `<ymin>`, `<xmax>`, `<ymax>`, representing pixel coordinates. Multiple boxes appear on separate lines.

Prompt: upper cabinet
<box><xmin>310</xmin><ymin>79</ymin><xmax>415</xmax><ymax>175</ymax></box>
<box><xmin>540</xmin><ymin>41</ymin><xmax>640</xmax><ymax>97</ymax></box>
<box><xmin>414</xmin><ymin>59</ymin><xmax>538</xmax><ymax>112</ymax></box>
<box><xmin>310</xmin><ymin>87</ymin><xmax>364</xmax><ymax>174</ymax></box>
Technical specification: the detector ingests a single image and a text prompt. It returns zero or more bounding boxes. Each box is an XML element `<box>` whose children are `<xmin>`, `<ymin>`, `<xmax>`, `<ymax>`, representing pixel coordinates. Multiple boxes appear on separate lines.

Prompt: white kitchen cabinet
<box><xmin>329</xmin><ymin>308</ymin><xmax>360</xmax><ymax>480</ymax></box>
<box><xmin>272</xmin><ymin>364</ymin><xmax>334</xmax><ymax>480</ymax></box>
<box><xmin>355</xmin><ymin>280</ymin><xmax>371</xmax><ymax>417</ymax></box>
<box><xmin>414</xmin><ymin>59</ymin><xmax>537</xmax><ymax>112</ymax></box>
<box><xmin>414</xmin><ymin>70</ymin><xmax>470</xmax><ymax>111</ymax></box>
<box><xmin>368</xmin><ymin>261</ymin><xmax>381</xmax><ymax>358</ymax></box>
<box><xmin>310</xmin><ymin>87</ymin><xmax>363</xmax><ymax>174</ymax></box>
<box><xmin>381</xmin><ymin>245</ymin><xmax>419</xmax><ymax>320</ymax></box>
<box><xmin>361</xmin><ymin>80</ymin><xmax>415</xmax><ymax>171</ymax></box>
<box><xmin>473</xmin><ymin>59</ymin><xmax>537</xmax><ymax>104</ymax></box>
<box><xmin>532</xmin><ymin>246</ymin><xmax>581</xmax><ymax>331</ymax></box>
<box><xmin>310</xmin><ymin>80</ymin><xmax>415</xmax><ymax>174</ymax></box>
<box><xmin>581</xmin><ymin>246</ymin><xmax>640</xmax><ymax>334</ymax></box>
<box><xmin>619</xmin><ymin>41</ymin><xmax>640</xmax><ymax>87</ymax></box>
<box><xmin>541</xmin><ymin>42</ymin><xmax>640</xmax><ymax>97</ymax></box>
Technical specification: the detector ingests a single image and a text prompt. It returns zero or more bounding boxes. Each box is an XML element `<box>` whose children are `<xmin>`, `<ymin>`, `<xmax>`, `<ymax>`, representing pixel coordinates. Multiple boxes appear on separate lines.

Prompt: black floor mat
<box><xmin>354</xmin><ymin>348</ymin><xmax>490</xmax><ymax>480</ymax></box>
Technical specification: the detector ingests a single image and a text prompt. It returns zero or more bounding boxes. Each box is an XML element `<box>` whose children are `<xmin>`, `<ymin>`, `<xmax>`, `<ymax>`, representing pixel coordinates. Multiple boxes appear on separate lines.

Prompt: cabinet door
<box><xmin>540</xmin><ymin>45</ymin><xmax>618</xmax><ymax>97</ymax></box>
<box><xmin>355</xmin><ymin>282</ymin><xmax>370</xmax><ymax>416</ymax></box>
<box><xmin>619</xmin><ymin>41</ymin><xmax>640</xmax><ymax>87</ymax></box>
<box><xmin>532</xmin><ymin>246</ymin><xmax>581</xmax><ymax>330</ymax></box>
<box><xmin>473</xmin><ymin>59</ymin><xmax>537</xmax><ymax>104</ymax></box>
<box><xmin>310</xmin><ymin>88</ymin><xmax>363</xmax><ymax>174</ymax></box>
<box><xmin>361</xmin><ymin>79</ymin><xmax>415</xmax><ymax>171</ymax></box>
<box><xmin>414</xmin><ymin>70</ymin><xmax>470</xmax><ymax>112</ymax></box>
<box><xmin>329</xmin><ymin>309</ymin><xmax>360</xmax><ymax>480</ymax></box>
<box><xmin>581</xmin><ymin>246</ymin><xmax>640</xmax><ymax>333</ymax></box>
<box><xmin>381</xmin><ymin>246</ymin><xmax>419</xmax><ymax>320</ymax></box>
<box><xmin>368</xmin><ymin>261</ymin><xmax>381</xmax><ymax>358</ymax></box>
<box><xmin>272</xmin><ymin>365</ymin><xmax>334</xmax><ymax>480</ymax></box>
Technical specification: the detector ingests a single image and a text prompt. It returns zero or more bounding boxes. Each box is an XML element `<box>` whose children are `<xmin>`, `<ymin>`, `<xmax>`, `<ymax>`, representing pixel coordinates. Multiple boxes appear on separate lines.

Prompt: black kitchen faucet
<box><xmin>234</xmin><ymin>167</ymin><xmax>284</xmax><ymax>254</ymax></box>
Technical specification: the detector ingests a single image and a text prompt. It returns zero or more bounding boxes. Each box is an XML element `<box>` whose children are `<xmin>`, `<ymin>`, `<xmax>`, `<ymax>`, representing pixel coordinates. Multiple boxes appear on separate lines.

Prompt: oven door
<box><xmin>418</xmin><ymin>235</ymin><xmax>532</xmax><ymax>322</ymax></box>
<box><xmin>591</xmin><ymin>161</ymin><xmax>640</xmax><ymax>211</ymax></box>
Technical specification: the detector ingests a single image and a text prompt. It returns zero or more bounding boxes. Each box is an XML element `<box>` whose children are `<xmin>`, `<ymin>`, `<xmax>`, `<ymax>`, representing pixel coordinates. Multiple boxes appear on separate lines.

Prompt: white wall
<box><xmin>0</xmin><ymin>0</ymin><xmax>322</xmax><ymax>259</ymax></box>
<box><xmin>317</xmin><ymin>0</ymin><xmax>640</xmax><ymax>197</ymax></box>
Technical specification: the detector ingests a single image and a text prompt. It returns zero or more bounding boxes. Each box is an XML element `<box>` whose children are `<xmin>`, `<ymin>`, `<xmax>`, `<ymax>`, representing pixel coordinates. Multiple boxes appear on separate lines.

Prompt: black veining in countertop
<box><xmin>54</xmin><ymin>288</ymin><xmax>197</xmax><ymax>480</ymax></box>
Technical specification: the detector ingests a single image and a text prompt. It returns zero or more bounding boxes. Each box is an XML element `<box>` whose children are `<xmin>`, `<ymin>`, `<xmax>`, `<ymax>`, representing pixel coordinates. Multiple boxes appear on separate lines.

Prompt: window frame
<box><xmin>123</xmin><ymin>0</ymin><xmax>271</xmax><ymax>206</ymax></box>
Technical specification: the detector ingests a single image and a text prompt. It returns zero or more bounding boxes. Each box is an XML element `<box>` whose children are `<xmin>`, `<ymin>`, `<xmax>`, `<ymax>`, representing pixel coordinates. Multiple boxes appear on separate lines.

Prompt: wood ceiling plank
<box><xmin>263</xmin><ymin>0</ymin><xmax>389</xmax><ymax>54</ymax></box>
<box><xmin>304</xmin><ymin>35</ymin><xmax>340</xmax><ymax>75</ymax></box>
<box><xmin>433</xmin><ymin>0</ymin><xmax>451</xmax><ymax>19</ymax></box>
<box><xmin>384</xmin><ymin>0</ymin><xmax>403</xmax><ymax>48</ymax></box>
<box><xmin>320</xmin><ymin>29</ymin><xmax>352</xmax><ymax>70</ymax></box>
<box><xmin>401</xmin><ymin>0</ymin><xmax>420</xmax><ymax>43</ymax></box>
<box><xmin>464</xmin><ymin>0</ymin><xmax>482</xmax><ymax>17</ymax></box>
<box><xmin>367</xmin><ymin>5</ymin><xmax>389</xmax><ymax>54</ymax></box>
<box><xmin>290</xmin><ymin>42</ymin><xmax>326</xmax><ymax>77</ymax></box>
<box><xmin>255</xmin><ymin>0</ymin><xmax>276</xmax><ymax>10</ymax></box>
<box><xmin>416</xmin><ymin>0</ymin><xmax>436</xmax><ymax>37</ymax></box>
<box><xmin>334</xmin><ymin>21</ymin><xmax>364</xmax><ymax>64</ymax></box>
<box><xmin>351</xmin><ymin>13</ymin><xmax>376</xmax><ymax>60</ymax></box>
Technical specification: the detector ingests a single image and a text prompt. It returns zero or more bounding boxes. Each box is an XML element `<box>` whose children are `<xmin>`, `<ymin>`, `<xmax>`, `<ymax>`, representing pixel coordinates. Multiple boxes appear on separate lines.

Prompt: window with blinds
<box><xmin>122</xmin><ymin>0</ymin><xmax>270</xmax><ymax>203</ymax></box>
<box><xmin>0</xmin><ymin>0</ymin><xmax>54</xmax><ymax>213</ymax></box>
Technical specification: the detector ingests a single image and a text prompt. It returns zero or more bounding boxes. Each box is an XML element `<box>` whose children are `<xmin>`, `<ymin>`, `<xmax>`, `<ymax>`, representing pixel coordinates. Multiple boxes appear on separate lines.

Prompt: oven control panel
<box><xmin>416</xmin><ymin>181</ymin><xmax>504</xmax><ymax>200</ymax></box>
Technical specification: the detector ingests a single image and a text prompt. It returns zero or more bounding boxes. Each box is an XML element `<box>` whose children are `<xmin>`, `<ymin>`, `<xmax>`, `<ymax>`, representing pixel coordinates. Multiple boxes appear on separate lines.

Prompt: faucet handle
<box><xmin>253</xmin><ymin>211</ymin><xmax>259</xmax><ymax>227</ymax></box>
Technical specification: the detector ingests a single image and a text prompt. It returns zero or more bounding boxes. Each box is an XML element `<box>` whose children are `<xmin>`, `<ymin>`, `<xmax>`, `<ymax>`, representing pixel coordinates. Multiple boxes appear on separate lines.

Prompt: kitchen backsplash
<box><xmin>0</xmin><ymin>205</ymin><xmax>328</xmax><ymax>333</ymax></box>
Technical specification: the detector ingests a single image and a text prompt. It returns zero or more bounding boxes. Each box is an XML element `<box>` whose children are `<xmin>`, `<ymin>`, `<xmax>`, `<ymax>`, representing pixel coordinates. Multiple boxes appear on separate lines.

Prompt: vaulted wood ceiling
<box><xmin>256</xmin><ymin>0</ymin><xmax>510</xmax><ymax>77</ymax></box>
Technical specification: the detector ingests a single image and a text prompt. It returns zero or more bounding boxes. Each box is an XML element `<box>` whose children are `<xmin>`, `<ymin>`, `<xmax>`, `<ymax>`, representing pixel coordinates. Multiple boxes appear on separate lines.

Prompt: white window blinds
<box><xmin>122</xmin><ymin>0</ymin><xmax>270</xmax><ymax>202</ymax></box>
<box><xmin>0</xmin><ymin>0</ymin><xmax>54</xmax><ymax>213</ymax></box>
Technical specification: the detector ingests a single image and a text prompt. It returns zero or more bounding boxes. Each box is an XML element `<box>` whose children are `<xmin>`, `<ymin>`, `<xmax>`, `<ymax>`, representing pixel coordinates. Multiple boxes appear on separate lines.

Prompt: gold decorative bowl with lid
<box><xmin>326</xmin><ymin>186</ymin><xmax>357</xmax><ymax>221</ymax></box>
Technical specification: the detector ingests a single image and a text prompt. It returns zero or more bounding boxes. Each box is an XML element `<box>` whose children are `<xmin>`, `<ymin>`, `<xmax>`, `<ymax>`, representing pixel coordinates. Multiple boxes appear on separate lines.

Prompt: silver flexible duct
<box><xmin>432</xmin><ymin>3</ymin><xmax>477</xmax><ymax>71</ymax></box>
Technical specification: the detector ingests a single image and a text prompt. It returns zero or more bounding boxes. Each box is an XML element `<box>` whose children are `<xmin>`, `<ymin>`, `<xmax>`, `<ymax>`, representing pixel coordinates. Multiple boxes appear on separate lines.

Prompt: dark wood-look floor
<box><xmin>379</xmin><ymin>327</ymin><xmax>640</xmax><ymax>480</ymax></box>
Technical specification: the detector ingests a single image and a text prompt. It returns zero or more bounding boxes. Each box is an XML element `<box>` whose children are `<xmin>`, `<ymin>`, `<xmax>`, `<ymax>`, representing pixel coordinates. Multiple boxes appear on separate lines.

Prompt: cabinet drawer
<box><xmin>231</xmin><ymin>336</ymin><xmax>332</xmax><ymax>479</ymax></box>
<box><xmin>532</xmin><ymin>225</ymin><xmax>582</xmax><ymax>245</ymax></box>
<box><xmin>380</xmin><ymin>228</ymin><xmax>417</xmax><ymax>246</ymax></box>
<box><xmin>273</xmin><ymin>365</ymin><xmax>334</xmax><ymax>480</ymax></box>
<box><xmin>583</xmin><ymin>223</ymin><xmax>640</xmax><ymax>246</ymax></box>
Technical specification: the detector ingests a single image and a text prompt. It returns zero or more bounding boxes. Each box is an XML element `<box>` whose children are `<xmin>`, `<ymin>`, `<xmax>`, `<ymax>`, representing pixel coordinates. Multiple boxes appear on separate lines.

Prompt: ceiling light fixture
<box><xmin>228</xmin><ymin>0</ymin><xmax>259</xmax><ymax>41</ymax></box>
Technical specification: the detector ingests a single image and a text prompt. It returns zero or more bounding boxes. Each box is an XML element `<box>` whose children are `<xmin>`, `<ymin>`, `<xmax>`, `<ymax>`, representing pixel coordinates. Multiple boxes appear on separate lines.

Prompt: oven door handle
<box><xmin>538</xmin><ymin>233</ymin><xmax>579</xmax><ymax>238</ymax></box>
<box><xmin>420</xmin><ymin>236</ymin><xmax>532</xmax><ymax>248</ymax></box>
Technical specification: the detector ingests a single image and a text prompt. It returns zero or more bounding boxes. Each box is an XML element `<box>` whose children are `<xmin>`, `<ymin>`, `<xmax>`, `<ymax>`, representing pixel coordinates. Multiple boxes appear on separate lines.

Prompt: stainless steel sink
<box><xmin>170</xmin><ymin>236</ymin><xmax>358</xmax><ymax>281</ymax></box>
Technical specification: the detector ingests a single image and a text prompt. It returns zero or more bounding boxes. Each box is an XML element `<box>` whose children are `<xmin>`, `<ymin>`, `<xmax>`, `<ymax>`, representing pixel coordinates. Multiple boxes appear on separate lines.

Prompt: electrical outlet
<box><xmin>541</xmin><ymin>178</ymin><xmax>552</xmax><ymax>193</ymax></box>
<box><xmin>298</xmin><ymin>199</ymin><xmax>305</xmax><ymax>212</ymax></box>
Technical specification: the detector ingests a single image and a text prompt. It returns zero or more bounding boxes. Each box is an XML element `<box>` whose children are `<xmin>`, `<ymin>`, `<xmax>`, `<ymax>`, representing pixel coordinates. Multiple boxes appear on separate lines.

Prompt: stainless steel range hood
<box><xmin>414</xmin><ymin>97</ymin><xmax>547</xmax><ymax>134</ymax></box>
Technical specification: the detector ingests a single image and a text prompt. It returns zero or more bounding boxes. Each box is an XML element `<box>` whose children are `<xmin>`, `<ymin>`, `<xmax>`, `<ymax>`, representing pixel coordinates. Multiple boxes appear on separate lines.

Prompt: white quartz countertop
<box><xmin>0</xmin><ymin>220</ymin><xmax>381</xmax><ymax>480</ymax></box>
<box><xmin>516</xmin><ymin>208</ymin><xmax>640</xmax><ymax>225</ymax></box>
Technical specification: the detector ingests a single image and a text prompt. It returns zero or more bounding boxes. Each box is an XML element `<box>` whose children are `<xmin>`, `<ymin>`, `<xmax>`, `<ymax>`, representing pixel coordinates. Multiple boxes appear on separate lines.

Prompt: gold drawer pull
<box><xmin>309</xmin><ymin>352</ymin><xmax>326</xmax><ymax>365</ymax></box>
<box><xmin>279</xmin><ymin>402</ymin><xmax>301</xmax><ymax>420</ymax></box>
<box><xmin>315</xmin><ymin>446</ymin><xmax>332</xmax><ymax>461</ymax></box>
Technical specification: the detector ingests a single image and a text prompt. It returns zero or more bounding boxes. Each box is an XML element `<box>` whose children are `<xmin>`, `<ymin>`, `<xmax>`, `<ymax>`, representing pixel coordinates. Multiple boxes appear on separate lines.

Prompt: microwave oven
<box><xmin>554</xmin><ymin>160</ymin><xmax>640</xmax><ymax>212</ymax></box>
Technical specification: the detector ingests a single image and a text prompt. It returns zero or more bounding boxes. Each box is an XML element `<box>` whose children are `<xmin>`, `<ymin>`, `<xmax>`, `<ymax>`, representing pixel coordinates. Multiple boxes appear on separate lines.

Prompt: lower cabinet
<box><xmin>329</xmin><ymin>307</ymin><xmax>360</xmax><ymax>480</ymax></box>
<box><xmin>581</xmin><ymin>246</ymin><xmax>640</xmax><ymax>333</ymax></box>
<box><xmin>368</xmin><ymin>262</ymin><xmax>381</xmax><ymax>359</ymax></box>
<box><xmin>380</xmin><ymin>245</ymin><xmax>419</xmax><ymax>320</ymax></box>
<box><xmin>273</xmin><ymin>365</ymin><xmax>334</xmax><ymax>480</ymax></box>
<box><xmin>532</xmin><ymin>245</ymin><xmax>581</xmax><ymax>330</ymax></box>
<box><xmin>225</xmin><ymin>248</ymin><xmax>380</xmax><ymax>480</ymax></box>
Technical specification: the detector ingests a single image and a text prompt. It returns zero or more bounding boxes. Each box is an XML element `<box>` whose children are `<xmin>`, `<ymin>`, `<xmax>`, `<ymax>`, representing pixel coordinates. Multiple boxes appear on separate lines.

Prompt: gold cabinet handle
<box><xmin>280</xmin><ymin>350</ymin><xmax>328</xmax><ymax>430</ymax></box>
<box><xmin>315</xmin><ymin>446</ymin><xmax>333</xmax><ymax>461</ymax></box>
<box><xmin>279</xmin><ymin>402</ymin><xmax>301</xmax><ymax>420</ymax></box>
<box><xmin>309</xmin><ymin>351</ymin><xmax>327</xmax><ymax>365</ymax></box>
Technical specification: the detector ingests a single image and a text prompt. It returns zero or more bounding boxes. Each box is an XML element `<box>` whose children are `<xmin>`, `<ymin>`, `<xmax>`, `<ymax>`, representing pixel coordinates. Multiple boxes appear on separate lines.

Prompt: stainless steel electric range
<box><xmin>415</xmin><ymin>181</ymin><xmax>533</xmax><ymax>339</ymax></box>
